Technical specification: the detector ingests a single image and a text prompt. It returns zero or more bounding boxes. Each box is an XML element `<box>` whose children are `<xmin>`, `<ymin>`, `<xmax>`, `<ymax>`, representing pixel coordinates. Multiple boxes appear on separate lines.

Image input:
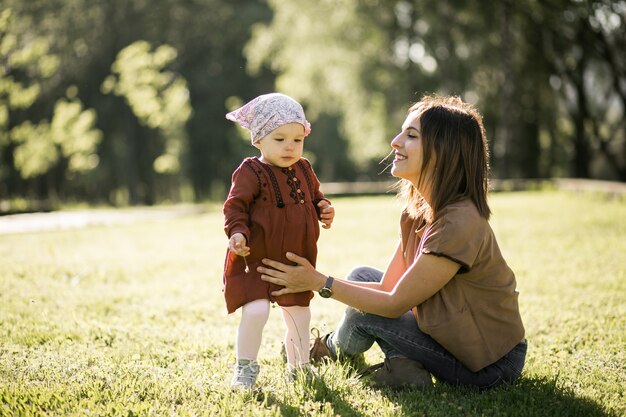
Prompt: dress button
<box><xmin>300</xmin><ymin>199</ymin><xmax>304</xmax><ymax>204</ymax></box>
<box><xmin>297</xmin><ymin>189</ymin><xmax>302</xmax><ymax>193</ymax></box>
<box><xmin>293</xmin><ymin>178</ymin><xmax>298</xmax><ymax>182</ymax></box>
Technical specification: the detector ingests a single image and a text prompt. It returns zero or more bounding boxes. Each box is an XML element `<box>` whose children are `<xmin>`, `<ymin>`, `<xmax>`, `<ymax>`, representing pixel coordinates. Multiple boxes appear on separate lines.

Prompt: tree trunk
<box><xmin>498</xmin><ymin>1</ymin><xmax>514</xmax><ymax>178</ymax></box>
<box><xmin>572</xmin><ymin>78</ymin><xmax>590</xmax><ymax>178</ymax></box>
<box><xmin>125</xmin><ymin>105</ymin><xmax>139</xmax><ymax>205</ymax></box>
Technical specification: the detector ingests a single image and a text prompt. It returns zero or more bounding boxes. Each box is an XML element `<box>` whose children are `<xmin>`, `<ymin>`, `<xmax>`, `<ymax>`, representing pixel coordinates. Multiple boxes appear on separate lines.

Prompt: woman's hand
<box><xmin>259</xmin><ymin>252</ymin><xmax>326</xmax><ymax>296</ymax></box>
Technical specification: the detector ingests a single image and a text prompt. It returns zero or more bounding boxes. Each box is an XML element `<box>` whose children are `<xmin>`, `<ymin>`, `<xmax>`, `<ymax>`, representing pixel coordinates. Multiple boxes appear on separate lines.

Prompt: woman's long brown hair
<box><xmin>399</xmin><ymin>95</ymin><xmax>491</xmax><ymax>222</ymax></box>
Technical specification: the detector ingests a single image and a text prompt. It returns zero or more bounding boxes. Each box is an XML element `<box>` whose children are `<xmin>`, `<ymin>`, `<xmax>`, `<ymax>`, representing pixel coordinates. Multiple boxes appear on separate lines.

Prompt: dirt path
<box><xmin>0</xmin><ymin>205</ymin><xmax>205</xmax><ymax>235</ymax></box>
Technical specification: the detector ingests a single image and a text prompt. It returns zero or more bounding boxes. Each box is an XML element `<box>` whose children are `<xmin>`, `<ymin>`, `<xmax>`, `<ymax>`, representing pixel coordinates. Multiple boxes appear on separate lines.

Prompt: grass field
<box><xmin>1</xmin><ymin>191</ymin><xmax>624</xmax><ymax>416</ymax></box>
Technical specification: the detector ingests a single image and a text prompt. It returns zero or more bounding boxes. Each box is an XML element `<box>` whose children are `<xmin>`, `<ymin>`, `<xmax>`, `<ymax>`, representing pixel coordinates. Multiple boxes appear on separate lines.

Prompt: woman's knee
<box><xmin>342</xmin><ymin>305</ymin><xmax>376</xmax><ymax>328</ymax></box>
<box><xmin>346</xmin><ymin>266</ymin><xmax>383</xmax><ymax>283</ymax></box>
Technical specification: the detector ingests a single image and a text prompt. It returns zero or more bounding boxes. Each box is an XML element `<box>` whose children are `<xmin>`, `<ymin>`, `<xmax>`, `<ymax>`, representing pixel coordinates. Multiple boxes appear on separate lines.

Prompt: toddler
<box><xmin>223</xmin><ymin>93</ymin><xmax>334</xmax><ymax>389</ymax></box>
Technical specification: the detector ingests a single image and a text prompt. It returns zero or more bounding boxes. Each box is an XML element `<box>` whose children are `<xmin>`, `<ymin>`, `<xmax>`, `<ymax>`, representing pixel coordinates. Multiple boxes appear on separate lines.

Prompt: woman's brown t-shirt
<box><xmin>401</xmin><ymin>199</ymin><xmax>525</xmax><ymax>371</ymax></box>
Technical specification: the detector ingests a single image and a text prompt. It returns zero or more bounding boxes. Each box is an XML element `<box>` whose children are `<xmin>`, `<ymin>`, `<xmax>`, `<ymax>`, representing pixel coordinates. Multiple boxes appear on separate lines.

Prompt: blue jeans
<box><xmin>328</xmin><ymin>266</ymin><xmax>527</xmax><ymax>389</ymax></box>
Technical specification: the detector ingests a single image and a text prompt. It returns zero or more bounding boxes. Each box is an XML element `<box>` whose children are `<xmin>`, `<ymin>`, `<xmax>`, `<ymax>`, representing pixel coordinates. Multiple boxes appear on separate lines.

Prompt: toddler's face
<box><xmin>255</xmin><ymin>123</ymin><xmax>305</xmax><ymax>168</ymax></box>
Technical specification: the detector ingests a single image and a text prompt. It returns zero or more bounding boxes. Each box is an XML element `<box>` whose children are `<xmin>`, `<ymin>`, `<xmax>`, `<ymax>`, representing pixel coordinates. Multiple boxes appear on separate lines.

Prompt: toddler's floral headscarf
<box><xmin>226</xmin><ymin>93</ymin><xmax>311</xmax><ymax>144</ymax></box>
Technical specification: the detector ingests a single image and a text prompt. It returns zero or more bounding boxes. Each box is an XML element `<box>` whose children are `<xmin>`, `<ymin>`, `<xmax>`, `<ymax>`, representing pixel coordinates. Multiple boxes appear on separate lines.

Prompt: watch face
<box><xmin>319</xmin><ymin>287</ymin><xmax>332</xmax><ymax>298</ymax></box>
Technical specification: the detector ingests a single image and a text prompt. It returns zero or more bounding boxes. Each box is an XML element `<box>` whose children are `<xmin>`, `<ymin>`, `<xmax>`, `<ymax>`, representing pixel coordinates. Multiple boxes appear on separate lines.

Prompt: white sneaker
<box><xmin>231</xmin><ymin>359</ymin><xmax>260</xmax><ymax>390</ymax></box>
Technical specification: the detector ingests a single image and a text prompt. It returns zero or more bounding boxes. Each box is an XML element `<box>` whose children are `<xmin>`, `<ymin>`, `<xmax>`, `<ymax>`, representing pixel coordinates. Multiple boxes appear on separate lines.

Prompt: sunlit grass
<box><xmin>1</xmin><ymin>192</ymin><xmax>624</xmax><ymax>416</ymax></box>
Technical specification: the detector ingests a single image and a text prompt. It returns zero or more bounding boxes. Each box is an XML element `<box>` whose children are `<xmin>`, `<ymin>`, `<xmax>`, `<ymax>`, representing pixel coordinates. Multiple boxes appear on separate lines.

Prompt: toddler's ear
<box><xmin>252</xmin><ymin>139</ymin><xmax>263</xmax><ymax>150</ymax></box>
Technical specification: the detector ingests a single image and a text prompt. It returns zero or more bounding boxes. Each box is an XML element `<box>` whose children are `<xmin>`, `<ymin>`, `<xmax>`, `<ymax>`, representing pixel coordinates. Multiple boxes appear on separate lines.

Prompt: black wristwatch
<box><xmin>318</xmin><ymin>276</ymin><xmax>334</xmax><ymax>298</ymax></box>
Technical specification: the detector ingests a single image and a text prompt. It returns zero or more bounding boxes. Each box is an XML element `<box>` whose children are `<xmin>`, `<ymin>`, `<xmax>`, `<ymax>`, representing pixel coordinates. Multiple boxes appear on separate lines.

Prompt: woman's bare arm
<box><xmin>379</xmin><ymin>241</ymin><xmax>407</xmax><ymax>292</ymax></box>
<box><xmin>259</xmin><ymin>251</ymin><xmax>460</xmax><ymax>318</ymax></box>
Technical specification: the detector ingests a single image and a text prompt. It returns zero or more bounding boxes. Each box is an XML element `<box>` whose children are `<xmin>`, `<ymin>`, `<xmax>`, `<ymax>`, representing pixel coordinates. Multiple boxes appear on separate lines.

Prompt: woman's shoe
<box><xmin>309</xmin><ymin>328</ymin><xmax>365</xmax><ymax>369</ymax></box>
<box><xmin>309</xmin><ymin>328</ymin><xmax>335</xmax><ymax>362</ymax></box>
<box><xmin>358</xmin><ymin>357</ymin><xmax>433</xmax><ymax>389</ymax></box>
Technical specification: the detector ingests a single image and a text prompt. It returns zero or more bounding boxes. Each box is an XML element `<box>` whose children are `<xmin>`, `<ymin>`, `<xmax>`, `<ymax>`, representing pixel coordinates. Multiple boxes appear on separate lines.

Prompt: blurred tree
<box><xmin>245</xmin><ymin>0</ymin><xmax>528</xmax><ymax>177</ymax></box>
<box><xmin>538</xmin><ymin>0</ymin><xmax>626</xmax><ymax>180</ymax></box>
<box><xmin>1</xmin><ymin>0</ymin><xmax>624</xmax><ymax>210</ymax></box>
<box><xmin>246</xmin><ymin>0</ymin><xmax>625</xmax><ymax>181</ymax></box>
<box><xmin>0</xmin><ymin>0</ymin><xmax>273</xmax><ymax>206</ymax></box>
<box><xmin>246</xmin><ymin>0</ymin><xmax>396</xmax><ymax>176</ymax></box>
<box><xmin>12</xmin><ymin>98</ymin><xmax>102</xmax><ymax>178</ymax></box>
<box><xmin>101</xmin><ymin>41</ymin><xmax>192</xmax><ymax>204</ymax></box>
<box><xmin>591</xmin><ymin>1</ymin><xmax>626</xmax><ymax>180</ymax></box>
<box><xmin>0</xmin><ymin>7</ymin><xmax>102</xmax><ymax>203</ymax></box>
<box><xmin>159</xmin><ymin>0</ymin><xmax>275</xmax><ymax>200</ymax></box>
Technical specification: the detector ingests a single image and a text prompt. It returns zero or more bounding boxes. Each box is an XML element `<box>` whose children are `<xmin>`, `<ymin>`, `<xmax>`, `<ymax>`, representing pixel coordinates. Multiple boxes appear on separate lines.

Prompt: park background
<box><xmin>1</xmin><ymin>0</ymin><xmax>625</xmax><ymax>211</ymax></box>
<box><xmin>1</xmin><ymin>1</ymin><xmax>625</xmax><ymax>416</ymax></box>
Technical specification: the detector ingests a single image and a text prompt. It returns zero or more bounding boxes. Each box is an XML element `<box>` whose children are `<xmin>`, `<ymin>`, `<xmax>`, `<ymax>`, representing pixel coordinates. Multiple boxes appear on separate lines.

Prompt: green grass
<box><xmin>1</xmin><ymin>191</ymin><xmax>624</xmax><ymax>416</ymax></box>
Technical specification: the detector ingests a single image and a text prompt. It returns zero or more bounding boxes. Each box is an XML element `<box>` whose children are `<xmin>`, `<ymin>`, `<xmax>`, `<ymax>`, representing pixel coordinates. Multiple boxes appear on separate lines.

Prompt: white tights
<box><xmin>236</xmin><ymin>299</ymin><xmax>310</xmax><ymax>368</ymax></box>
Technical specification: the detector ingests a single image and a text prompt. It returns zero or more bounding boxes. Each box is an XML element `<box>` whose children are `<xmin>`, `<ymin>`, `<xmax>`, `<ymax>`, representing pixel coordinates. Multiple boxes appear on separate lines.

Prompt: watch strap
<box><xmin>324</xmin><ymin>276</ymin><xmax>334</xmax><ymax>290</ymax></box>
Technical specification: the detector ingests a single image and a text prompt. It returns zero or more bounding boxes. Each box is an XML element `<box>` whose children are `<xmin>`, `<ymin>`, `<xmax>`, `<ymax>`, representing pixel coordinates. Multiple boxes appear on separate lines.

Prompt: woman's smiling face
<box><xmin>390</xmin><ymin>109</ymin><xmax>425</xmax><ymax>187</ymax></box>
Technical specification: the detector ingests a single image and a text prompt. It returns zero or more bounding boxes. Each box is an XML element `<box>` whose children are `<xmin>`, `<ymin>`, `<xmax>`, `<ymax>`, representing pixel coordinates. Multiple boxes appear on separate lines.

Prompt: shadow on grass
<box><xmin>259</xmin><ymin>377</ymin><xmax>366</xmax><ymax>417</ymax></box>
<box><xmin>378</xmin><ymin>375</ymin><xmax>613</xmax><ymax>417</ymax></box>
<box><xmin>258</xmin><ymin>391</ymin><xmax>302</xmax><ymax>416</ymax></box>
<box><xmin>253</xmin><ymin>373</ymin><xmax>612</xmax><ymax>417</ymax></box>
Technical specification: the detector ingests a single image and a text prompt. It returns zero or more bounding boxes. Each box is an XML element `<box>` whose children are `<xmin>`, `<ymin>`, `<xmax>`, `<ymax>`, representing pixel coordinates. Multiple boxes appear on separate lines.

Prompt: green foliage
<box><xmin>247</xmin><ymin>0</ymin><xmax>394</xmax><ymax>165</ymax></box>
<box><xmin>10</xmin><ymin>120</ymin><xmax>57</xmax><ymax>178</ymax></box>
<box><xmin>102</xmin><ymin>40</ymin><xmax>191</xmax><ymax>174</ymax></box>
<box><xmin>0</xmin><ymin>9</ymin><xmax>58</xmax><ymax>111</ymax></box>
<box><xmin>50</xmin><ymin>99</ymin><xmax>102</xmax><ymax>173</ymax></box>
<box><xmin>247</xmin><ymin>0</ymin><xmax>626</xmax><ymax>180</ymax></box>
<box><xmin>1</xmin><ymin>0</ymin><xmax>624</xmax><ymax>204</ymax></box>
<box><xmin>9</xmin><ymin>98</ymin><xmax>102</xmax><ymax>179</ymax></box>
<box><xmin>0</xmin><ymin>192</ymin><xmax>624</xmax><ymax>416</ymax></box>
<box><xmin>0</xmin><ymin>8</ymin><xmax>57</xmax><ymax>134</ymax></box>
<box><xmin>0</xmin><ymin>7</ymin><xmax>102</xmax><ymax>182</ymax></box>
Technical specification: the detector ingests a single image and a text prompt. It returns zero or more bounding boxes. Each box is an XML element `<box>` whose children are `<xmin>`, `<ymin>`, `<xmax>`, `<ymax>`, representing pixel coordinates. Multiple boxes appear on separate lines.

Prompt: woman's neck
<box><xmin>413</xmin><ymin>182</ymin><xmax>432</xmax><ymax>206</ymax></box>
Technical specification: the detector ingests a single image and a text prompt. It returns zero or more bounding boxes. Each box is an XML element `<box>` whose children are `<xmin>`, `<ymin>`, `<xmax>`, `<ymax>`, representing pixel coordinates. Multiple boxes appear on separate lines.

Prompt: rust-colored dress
<box><xmin>223</xmin><ymin>156</ymin><xmax>328</xmax><ymax>314</ymax></box>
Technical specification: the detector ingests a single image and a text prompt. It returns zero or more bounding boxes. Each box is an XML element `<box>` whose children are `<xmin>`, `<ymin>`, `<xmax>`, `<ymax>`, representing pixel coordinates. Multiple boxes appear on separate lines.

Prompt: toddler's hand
<box><xmin>229</xmin><ymin>233</ymin><xmax>250</xmax><ymax>256</ymax></box>
<box><xmin>318</xmin><ymin>200</ymin><xmax>335</xmax><ymax>229</ymax></box>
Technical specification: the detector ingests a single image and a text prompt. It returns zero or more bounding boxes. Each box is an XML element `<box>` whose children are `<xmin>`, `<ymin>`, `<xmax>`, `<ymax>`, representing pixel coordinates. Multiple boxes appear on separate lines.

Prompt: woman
<box><xmin>258</xmin><ymin>95</ymin><xmax>527</xmax><ymax>389</ymax></box>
